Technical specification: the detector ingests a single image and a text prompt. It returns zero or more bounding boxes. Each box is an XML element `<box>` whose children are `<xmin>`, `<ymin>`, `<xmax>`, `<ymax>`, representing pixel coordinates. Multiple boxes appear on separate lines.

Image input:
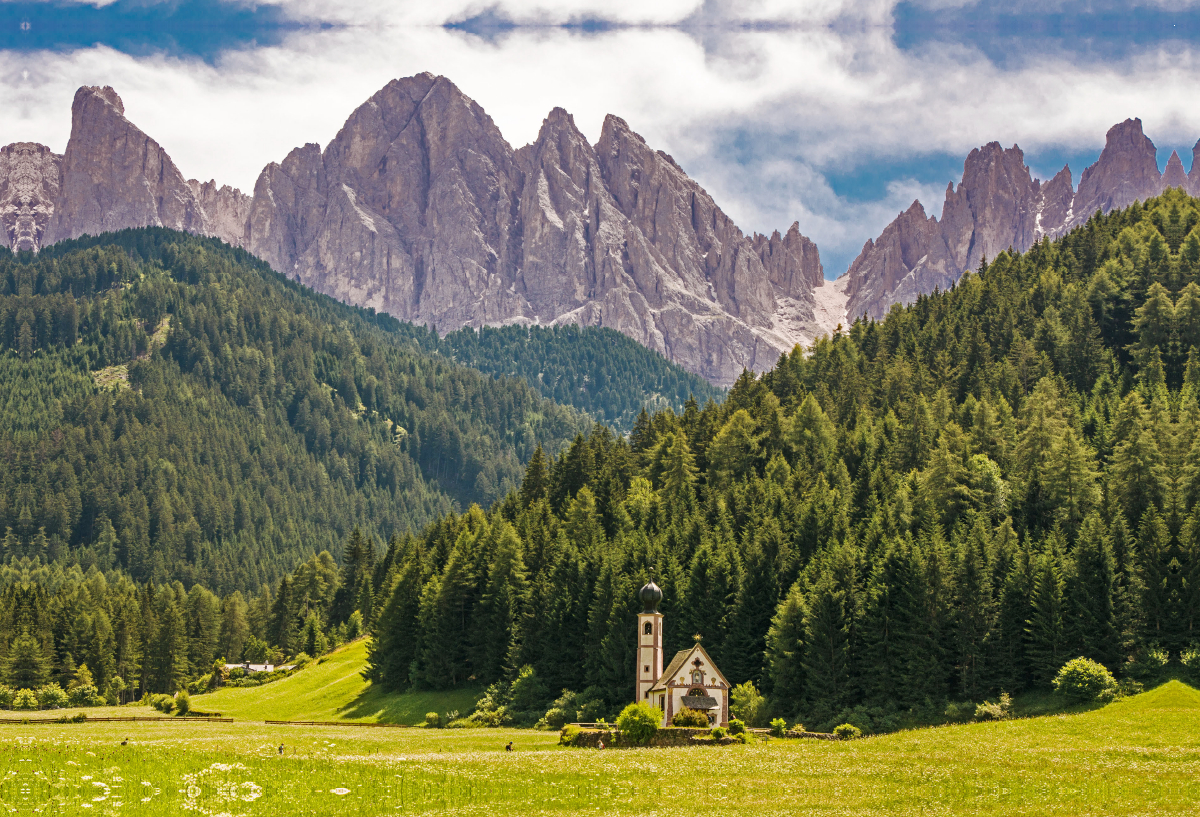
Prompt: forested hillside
<box><xmin>396</xmin><ymin>323</ymin><xmax>724</xmax><ymax>432</ymax></box>
<box><xmin>364</xmin><ymin>189</ymin><xmax>1200</xmax><ymax>727</ymax></box>
<box><xmin>0</xmin><ymin>229</ymin><xmax>583</xmax><ymax>591</ymax></box>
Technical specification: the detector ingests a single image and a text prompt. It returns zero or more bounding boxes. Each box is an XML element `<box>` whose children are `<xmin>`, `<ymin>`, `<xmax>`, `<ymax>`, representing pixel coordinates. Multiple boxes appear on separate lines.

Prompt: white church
<box><xmin>635</xmin><ymin>581</ymin><xmax>730</xmax><ymax>727</ymax></box>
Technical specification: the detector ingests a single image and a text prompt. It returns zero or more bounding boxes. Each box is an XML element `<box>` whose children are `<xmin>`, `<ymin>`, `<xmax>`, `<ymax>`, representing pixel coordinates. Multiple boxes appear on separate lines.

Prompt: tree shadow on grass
<box><xmin>337</xmin><ymin>685</ymin><xmax>482</xmax><ymax>725</ymax></box>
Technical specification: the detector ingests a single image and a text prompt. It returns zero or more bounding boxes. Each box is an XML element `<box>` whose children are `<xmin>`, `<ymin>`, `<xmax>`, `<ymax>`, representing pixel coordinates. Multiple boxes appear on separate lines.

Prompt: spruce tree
<box><xmin>1066</xmin><ymin>513</ymin><xmax>1119</xmax><ymax>670</ymax></box>
<box><xmin>1025</xmin><ymin>540</ymin><xmax>1067</xmax><ymax>685</ymax></box>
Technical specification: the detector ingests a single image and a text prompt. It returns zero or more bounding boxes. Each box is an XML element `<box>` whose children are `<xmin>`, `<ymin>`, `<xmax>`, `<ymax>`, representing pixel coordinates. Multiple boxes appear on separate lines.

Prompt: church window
<box><xmin>691</xmin><ymin>669</ymin><xmax>703</xmax><ymax>684</ymax></box>
<box><xmin>644</xmin><ymin>665</ymin><xmax>650</xmax><ymax>674</ymax></box>
<box><xmin>644</xmin><ymin>621</ymin><xmax>653</xmax><ymax>635</ymax></box>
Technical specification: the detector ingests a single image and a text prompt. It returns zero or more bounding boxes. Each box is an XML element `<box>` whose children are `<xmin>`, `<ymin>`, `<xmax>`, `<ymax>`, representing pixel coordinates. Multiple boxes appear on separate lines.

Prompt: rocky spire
<box><xmin>0</xmin><ymin>142</ymin><xmax>60</xmax><ymax>252</ymax></box>
<box><xmin>1072</xmin><ymin>118</ymin><xmax>1161</xmax><ymax>224</ymax></box>
<box><xmin>845</xmin><ymin>118</ymin><xmax>1177</xmax><ymax>321</ymax></box>
<box><xmin>46</xmin><ymin>86</ymin><xmax>206</xmax><ymax>245</ymax></box>
<box><xmin>1189</xmin><ymin>140</ymin><xmax>1200</xmax><ymax>197</ymax></box>
<box><xmin>1161</xmin><ymin>150</ymin><xmax>1188</xmax><ymax>191</ymax></box>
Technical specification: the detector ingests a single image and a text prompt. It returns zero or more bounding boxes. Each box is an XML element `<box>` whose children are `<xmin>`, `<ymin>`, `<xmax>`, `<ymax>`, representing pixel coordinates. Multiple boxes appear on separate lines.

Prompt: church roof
<box><xmin>648</xmin><ymin>643</ymin><xmax>728</xmax><ymax>693</ymax></box>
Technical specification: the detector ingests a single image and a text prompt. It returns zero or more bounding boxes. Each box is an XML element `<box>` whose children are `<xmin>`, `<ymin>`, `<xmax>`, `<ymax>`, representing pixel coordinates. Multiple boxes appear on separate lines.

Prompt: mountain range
<box><xmin>2</xmin><ymin>77</ymin><xmax>1197</xmax><ymax>384</ymax></box>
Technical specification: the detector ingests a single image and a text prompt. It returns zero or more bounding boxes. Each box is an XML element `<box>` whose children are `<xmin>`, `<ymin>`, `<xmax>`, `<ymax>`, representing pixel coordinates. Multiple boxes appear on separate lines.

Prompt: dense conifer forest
<box><xmin>6</xmin><ymin>191</ymin><xmax>1200</xmax><ymax>725</ymax></box>
<box><xmin>0</xmin><ymin>229</ymin><xmax>584</xmax><ymax>590</ymax></box>
<box><xmin>363</xmin><ymin>189</ymin><xmax>1200</xmax><ymax>727</ymax></box>
<box><xmin>395</xmin><ymin>323</ymin><xmax>724</xmax><ymax>433</ymax></box>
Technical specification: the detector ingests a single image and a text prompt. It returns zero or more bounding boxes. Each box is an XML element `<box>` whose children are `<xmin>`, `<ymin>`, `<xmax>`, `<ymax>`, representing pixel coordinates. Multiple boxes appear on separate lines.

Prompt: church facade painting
<box><xmin>635</xmin><ymin>581</ymin><xmax>730</xmax><ymax>727</ymax></box>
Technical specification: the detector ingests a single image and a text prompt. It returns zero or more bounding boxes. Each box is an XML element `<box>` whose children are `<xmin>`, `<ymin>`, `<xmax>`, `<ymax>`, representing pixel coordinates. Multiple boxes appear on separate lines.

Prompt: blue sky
<box><xmin>1</xmin><ymin>0</ymin><xmax>1198</xmax><ymax>276</ymax></box>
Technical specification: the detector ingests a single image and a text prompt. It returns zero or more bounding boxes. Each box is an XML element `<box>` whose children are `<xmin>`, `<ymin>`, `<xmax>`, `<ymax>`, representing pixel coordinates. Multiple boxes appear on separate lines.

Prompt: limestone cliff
<box><xmin>242</xmin><ymin>75</ymin><xmax>824</xmax><ymax>385</ymax></box>
<box><xmin>845</xmin><ymin>118</ymin><xmax>1175</xmax><ymax>321</ymax></box>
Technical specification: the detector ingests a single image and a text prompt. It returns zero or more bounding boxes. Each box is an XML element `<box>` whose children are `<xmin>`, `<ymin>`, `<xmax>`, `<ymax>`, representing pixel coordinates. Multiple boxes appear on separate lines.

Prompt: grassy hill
<box><xmin>193</xmin><ymin>639</ymin><xmax>479</xmax><ymax>724</ymax></box>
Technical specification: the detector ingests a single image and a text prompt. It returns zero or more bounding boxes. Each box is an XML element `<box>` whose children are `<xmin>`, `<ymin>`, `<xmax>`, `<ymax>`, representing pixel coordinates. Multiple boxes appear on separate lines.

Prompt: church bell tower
<box><xmin>636</xmin><ymin>581</ymin><xmax>664</xmax><ymax>704</ymax></box>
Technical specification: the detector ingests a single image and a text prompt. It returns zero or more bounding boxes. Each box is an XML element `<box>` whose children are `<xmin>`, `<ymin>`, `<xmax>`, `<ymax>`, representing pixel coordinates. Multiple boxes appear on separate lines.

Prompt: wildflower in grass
<box><xmin>331</xmin><ymin>787</ymin><xmax>351</xmax><ymax>795</ymax></box>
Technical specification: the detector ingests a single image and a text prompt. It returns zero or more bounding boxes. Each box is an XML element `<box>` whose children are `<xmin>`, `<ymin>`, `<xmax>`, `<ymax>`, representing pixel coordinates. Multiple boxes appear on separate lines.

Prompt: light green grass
<box><xmin>192</xmin><ymin>639</ymin><xmax>480</xmax><ymax>724</ymax></box>
<box><xmin>2</xmin><ymin>681</ymin><xmax>1197</xmax><ymax>815</ymax></box>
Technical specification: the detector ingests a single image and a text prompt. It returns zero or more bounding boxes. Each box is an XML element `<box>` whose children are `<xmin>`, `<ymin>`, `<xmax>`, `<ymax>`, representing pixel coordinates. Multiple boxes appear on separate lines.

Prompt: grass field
<box><xmin>192</xmin><ymin>640</ymin><xmax>480</xmax><ymax>724</ymax></box>
<box><xmin>1</xmin><ymin>679</ymin><xmax>1197</xmax><ymax>814</ymax></box>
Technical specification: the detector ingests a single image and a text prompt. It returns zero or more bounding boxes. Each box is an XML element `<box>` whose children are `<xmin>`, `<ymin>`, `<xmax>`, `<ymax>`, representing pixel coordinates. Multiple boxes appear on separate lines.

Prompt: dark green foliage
<box><xmin>360</xmin><ymin>190</ymin><xmax>1200</xmax><ymax>727</ymax></box>
<box><xmin>407</xmin><ymin>323</ymin><xmax>724</xmax><ymax>432</ymax></box>
<box><xmin>0</xmin><ymin>229</ymin><xmax>583</xmax><ymax>590</ymax></box>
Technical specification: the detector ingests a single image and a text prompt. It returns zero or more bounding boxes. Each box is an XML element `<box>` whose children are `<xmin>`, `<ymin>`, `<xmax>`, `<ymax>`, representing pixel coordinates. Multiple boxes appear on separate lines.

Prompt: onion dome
<box><xmin>639</xmin><ymin>580</ymin><xmax>662</xmax><ymax>614</ymax></box>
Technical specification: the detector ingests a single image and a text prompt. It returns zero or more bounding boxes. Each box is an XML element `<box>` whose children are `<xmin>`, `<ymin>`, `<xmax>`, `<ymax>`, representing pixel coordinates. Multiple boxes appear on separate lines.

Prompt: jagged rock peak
<box><xmin>85</xmin><ymin>85</ymin><xmax>124</xmax><ymax>116</ymax></box>
<box><xmin>1073</xmin><ymin>117</ymin><xmax>1161</xmax><ymax>222</ymax></box>
<box><xmin>29</xmin><ymin>76</ymin><xmax>829</xmax><ymax>385</ymax></box>
<box><xmin>46</xmin><ymin>84</ymin><xmax>205</xmax><ymax>245</ymax></box>
<box><xmin>1162</xmin><ymin>150</ymin><xmax>1188</xmax><ymax>190</ymax></box>
<box><xmin>843</xmin><ymin>118</ymin><xmax>1190</xmax><ymax>321</ymax></box>
<box><xmin>0</xmin><ymin>142</ymin><xmax>61</xmax><ymax>252</ymax></box>
<box><xmin>1191</xmin><ymin>140</ymin><xmax>1200</xmax><ymax>197</ymax></box>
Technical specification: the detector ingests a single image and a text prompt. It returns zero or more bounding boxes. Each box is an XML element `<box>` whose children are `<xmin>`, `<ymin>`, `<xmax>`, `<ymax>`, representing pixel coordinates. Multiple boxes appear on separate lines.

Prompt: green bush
<box><xmin>468</xmin><ymin>705</ymin><xmax>509</xmax><ymax>727</ymax></box>
<box><xmin>710</xmin><ymin>726</ymin><xmax>727</xmax><ymax>740</ymax></box>
<box><xmin>727</xmin><ymin>718</ymin><xmax>745</xmax><ymax>735</ymax></box>
<box><xmin>834</xmin><ymin>723</ymin><xmax>862</xmax><ymax>739</ymax></box>
<box><xmin>0</xmin><ymin>685</ymin><xmax>14</xmax><ymax>710</ymax></box>
<box><xmin>769</xmin><ymin>718</ymin><xmax>788</xmax><ymax>738</ymax></box>
<box><xmin>974</xmin><ymin>692</ymin><xmax>1013</xmax><ymax>721</ymax></box>
<box><xmin>509</xmin><ymin>665</ymin><xmax>549</xmax><ymax>713</ymax></box>
<box><xmin>729</xmin><ymin>681</ymin><xmax>767</xmax><ymax>727</ymax></box>
<box><xmin>149</xmin><ymin>694</ymin><xmax>175</xmax><ymax>714</ymax></box>
<box><xmin>574</xmin><ymin>689</ymin><xmax>608</xmax><ymax>724</ymax></box>
<box><xmin>175</xmin><ymin>691</ymin><xmax>192</xmax><ymax>716</ymax></box>
<box><xmin>616</xmin><ymin>702</ymin><xmax>660</xmax><ymax>745</ymax></box>
<box><xmin>424</xmin><ymin>712</ymin><xmax>440</xmax><ymax>728</ymax></box>
<box><xmin>1052</xmin><ymin>657</ymin><xmax>1117</xmax><ymax>703</ymax></box>
<box><xmin>791</xmin><ymin>722</ymin><xmax>805</xmax><ymax>734</ymax></box>
<box><xmin>67</xmin><ymin>684</ymin><xmax>104</xmax><ymax>708</ymax></box>
<box><xmin>671</xmin><ymin>707</ymin><xmax>710</xmax><ymax>728</ymax></box>
<box><xmin>733</xmin><ymin>731</ymin><xmax>752</xmax><ymax>744</ymax></box>
<box><xmin>13</xmin><ymin>689</ymin><xmax>37</xmax><ymax>711</ymax></box>
<box><xmin>559</xmin><ymin>724</ymin><xmax>582</xmax><ymax>747</ymax></box>
<box><xmin>538</xmin><ymin>689</ymin><xmax>578</xmax><ymax>730</ymax></box>
<box><xmin>944</xmin><ymin>701</ymin><xmax>973</xmax><ymax>721</ymax></box>
<box><xmin>36</xmin><ymin>684</ymin><xmax>69</xmax><ymax>710</ymax></box>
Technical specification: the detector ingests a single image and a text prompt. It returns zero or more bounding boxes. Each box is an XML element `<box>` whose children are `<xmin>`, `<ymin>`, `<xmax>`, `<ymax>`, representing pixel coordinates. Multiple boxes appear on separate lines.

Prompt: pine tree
<box><xmin>721</xmin><ymin>532</ymin><xmax>777</xmax><ymax>686</ymax></box>
<box><xmin>1066</xmin><ymin>513</ymin><xmax>1119</xmax><ymax>670</ymax></box>
<box><xmin>364</xmin><ymin>541</ymin><xmax>425</xmax><ymax>690</ymax></box>
<box><xmin>267</xmin><ymin>576</ymin><xmax>297</xmax><ymax>655</ymax></box>
<box><xmin>474</xmin><ymin>522</ymin><xmax>528</xmax><ymax>683</ymax></box>
<box><xmin>218</xmin><ymin>592</ymin><xmax>250</xmax><ymax>663</ymax></box>
<box><xmin>1025</xmin><ymin>540</ymin><xmax>1067</xmax><ymax>685</ymax></box>
<box><xmin>765</xmin><ymin>581</ymin><xmax>806</xmax><ymax>706</ymax></box>
<box><xmin>519</xmin><ymin>445</ymin><xmax>549</xmax><ymax>507</ymax></box>
<box><xmin>148</xmin><ymin>594</ymin><xmax>189</xmax><ymax>693</ymax></box>
<box><xmin>3</xmin><ymin>631</ymin><xmax>51</xmax><ymax>689</ymax></box>
<box><xmin>952</xmin><ymin>519</ymin><xmax>994</xmax><ymax>701</ymax></box>
<box><xmin>801</xmin><ymin>545</ymin><xmax>858</xmax><ymax>718</ymax></box>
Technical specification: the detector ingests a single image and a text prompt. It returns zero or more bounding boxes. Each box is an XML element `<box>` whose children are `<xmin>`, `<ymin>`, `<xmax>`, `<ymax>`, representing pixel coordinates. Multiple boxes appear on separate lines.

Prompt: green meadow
<box><xmin>1</xmin><ymin>680</ymin><xmax>1197</xmax><ymax>815</ymax></box>
<box><xmin>194</xmin><ymin>640</ymin><xmax>480</xmax><ymax>724</ymax></box>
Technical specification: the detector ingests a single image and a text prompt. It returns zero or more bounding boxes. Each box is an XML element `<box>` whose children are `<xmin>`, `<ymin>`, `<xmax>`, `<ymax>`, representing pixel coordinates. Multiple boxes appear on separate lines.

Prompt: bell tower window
<box><xmin>644</xmin><ymin>621</ymin><xmax>653</xmax><ymax>635</ymax></box>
